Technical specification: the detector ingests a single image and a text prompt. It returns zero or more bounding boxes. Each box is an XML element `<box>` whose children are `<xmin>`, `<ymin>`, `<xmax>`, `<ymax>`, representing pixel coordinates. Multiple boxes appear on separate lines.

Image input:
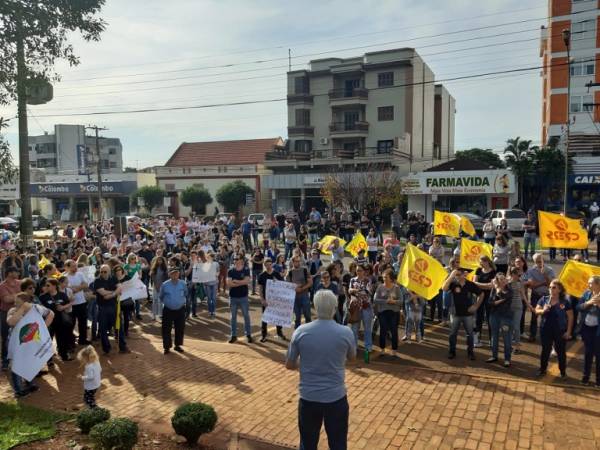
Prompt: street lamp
<box><xmin>562</xmin><ymin>28</ymin><xmax>571</xmax><ymax>215</ymax></box>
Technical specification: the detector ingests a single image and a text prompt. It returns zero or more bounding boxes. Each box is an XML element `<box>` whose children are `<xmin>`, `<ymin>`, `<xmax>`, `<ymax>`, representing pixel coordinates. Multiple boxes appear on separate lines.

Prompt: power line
<box><xmin>60</xmin><ymin>3</ymin><xmax>549</xmax><ymax>75</ymax></box>
<box><xmin>33</xmin><ymin>56</ymin><xmax>594</xmax><ymax>118</ymax></box>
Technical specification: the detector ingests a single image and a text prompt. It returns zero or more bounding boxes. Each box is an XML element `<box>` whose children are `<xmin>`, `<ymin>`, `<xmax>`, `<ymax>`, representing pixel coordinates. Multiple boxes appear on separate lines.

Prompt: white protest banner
<box><xmin>119</xmin><ymin>273</ymin><xmax>147</xmax><ymax>300</ymax></box>
<box><xmin>262</xmin><ymin>279</ymin><xmax>296</xmax><ymax>328</ymax></box>
<box><xmin>7</xmin><ymin>307</ymin><xmax>54</xmax><ymax>382</ymax></box>
<box><xmin>192</xmin><ymin>262</ymin><xmax>217</xmax><ymax>283</ymax></box>
<box><xmin>80</xmin><ymin>266</ymin><xmax>96</xmax><ymax>284</ymax></box>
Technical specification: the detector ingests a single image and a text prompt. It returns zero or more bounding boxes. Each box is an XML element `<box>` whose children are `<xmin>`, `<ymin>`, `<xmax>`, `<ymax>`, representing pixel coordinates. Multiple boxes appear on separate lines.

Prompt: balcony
<box><xmin>329</xmin><ymin>121</ymin><xmax>369</xmax><ymax>137</ymax></box>
<box><xmin>288</xmin><ymin>126</ymin><xmax>315</xmax><ymax>137</ymax></box>
<box><xmin>287</xmin><ymin>93</ymin><xmax>314</xmax><ymax>105</ymax></box>
<box><xmin>328</xmin><ymin>87</ymin><xmax>368</xmax><ymax>106</ymax></box>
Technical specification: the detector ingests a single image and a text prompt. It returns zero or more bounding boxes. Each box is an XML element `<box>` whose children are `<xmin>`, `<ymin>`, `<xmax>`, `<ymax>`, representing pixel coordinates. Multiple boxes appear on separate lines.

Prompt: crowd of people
<box><xmin>0</xmin><ymin>206</ymin><xmax>599</xmax><ymax>406</ymax></box>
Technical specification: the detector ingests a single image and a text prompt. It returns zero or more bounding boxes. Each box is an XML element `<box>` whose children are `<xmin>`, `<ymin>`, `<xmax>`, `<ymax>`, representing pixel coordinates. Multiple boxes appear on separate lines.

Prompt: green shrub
<box><xmin>89</xmin><ymin>418</ymin><xmax>138</xmax><ymax>450</ymax></box>
<box><xmin>76</xmin><ymin>407</ymin><xmax>110</xmax><ymax>434</ymax></box>
<box><xmin>171</xmin><ymin>402</ymin><xmax>218</xmax><ymax>445</ymax></box>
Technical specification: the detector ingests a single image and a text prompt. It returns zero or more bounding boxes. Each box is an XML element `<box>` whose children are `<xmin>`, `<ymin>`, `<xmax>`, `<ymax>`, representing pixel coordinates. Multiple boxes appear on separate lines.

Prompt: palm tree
<box><xmin>503</xmin><ymin>137</ymin><xmax>536</xmax><ymax>208</ymax></box>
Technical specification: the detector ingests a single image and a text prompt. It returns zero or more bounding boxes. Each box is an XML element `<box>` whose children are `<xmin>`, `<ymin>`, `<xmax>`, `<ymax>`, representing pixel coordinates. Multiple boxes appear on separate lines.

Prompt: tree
<box><xmin>455</xmin><ymin>148</ymin><xmax>505</xmax><ymax>169</ymax></box>
<box><xmin>0</xmin><ymin>1</ymin><xmax>106</xmax><ymax>244</ymax></box>
<box><xmin>0</xmin><ymin>118</ymin><xmax>18</xmax><ymax>184</ymax></box>
<box><xmin>216</xmin><ymin>181</ymin><xmax>254</xmax><ymax>213</ymax></box>
<box><xmin>133</xmin><ymin>186</ymin><xmax>166</xmax><ymax>213</ymax></box>
<box><xmin>503</xmin><ymin>137</ymin><xmax>536</xmax><ymax>208</ymax></box>
<box><xmin>180</xmin><ymin>186</ymin><xmax>212</xmax><ymax>215</ymax></box>
<box><xmin>320</xmin><ymin>164</ymin><xmax>404</xmax><ymax>211</ymax></box>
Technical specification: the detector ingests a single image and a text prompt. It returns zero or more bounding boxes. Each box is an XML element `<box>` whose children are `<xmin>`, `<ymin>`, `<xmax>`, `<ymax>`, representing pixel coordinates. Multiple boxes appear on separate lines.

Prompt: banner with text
<box><xmin>262</xmin><ymin>279</ymin><xmax>296</xmax><ymax>328</ymax></box>
<box><xmin>538</xmin><ymin>211</ymin><xmax>588</xmax><ymax>250</ymax></box>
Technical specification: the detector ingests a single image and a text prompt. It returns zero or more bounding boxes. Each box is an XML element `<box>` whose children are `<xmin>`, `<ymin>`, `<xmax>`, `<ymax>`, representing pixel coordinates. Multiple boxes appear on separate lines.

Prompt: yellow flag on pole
<box><xmin>38</xmin><ymin>255</ymin><xmax>51</xmax><ymax>270</ymax></box>
<box><xmin>458</xmin><ymin>215</ymin><xmax>476</xmax><ymax>237</ymax></box>
<box><xmin>538</xmin><ymin>211</ymin><xmax>589</xmax><ymax>249</ymax></box>
<box><xmin>317</xmin><ymin>235</ymin><xmax>347</xmax><ymax>255</ymax></box>
<box><xmin>433</xmin><ymin>210</ymin><xmax>460</xmax><ymax>238</ymax></box>
<box><xmin>460</xmin><ymin>238</ymin><xmax>493</xmax><ymax>271</ymax></box>
<box><xmin>139</xmin><ymin>226</ymin><xmax>154</xmax><ymax>237</ymax></box>
<box><xmin>345</xmin><ymin>231</ymin><xmax>368</xmax><ymax>257</ymax></box>
<box><xmin>558</xmin><ymin>260</ymin><xmax>600</xmax><ymax>298</ymax></box>
<box><xmin>397</xmin><ymin>244</ymin><xmax>448</xmax><ymax>300</ymax></box>
<box><xmin>115</xmin><ymin>296</ymin><xmax>121</xmax><ymax>335</ymax></box>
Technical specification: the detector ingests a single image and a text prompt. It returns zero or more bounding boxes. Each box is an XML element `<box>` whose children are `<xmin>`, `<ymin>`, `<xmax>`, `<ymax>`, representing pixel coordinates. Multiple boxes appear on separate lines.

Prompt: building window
<box><xmin>378</xmin><ymin>106</ymin><xmax>394</xmax><ymax>121</ymax></box>
<box><xmin>570</xmin><ymin>60</ymin><xmax>595</xmax><ymax>76</ymax></box>
<box><xmin>570</xmin><ymin>94</ymin><xmax>593</xmax><ymax>113</ymax></box>
<box><xmin>377</xmin><ymin>140</ymin><xmax>394</xmax><ymax>154</ymax></box>
<box><xmin>101</xmin><ymin>159</ymin><xmax>109</xmax><ymax>169</ymax></box>
<box><xmin>109</xmin><ymin>162</ymin><xmax>117</xmax><ymax>168</ymax></box>
<box><xmin>108</xmin><ymin>147</ymin><xmax>117</xmax><ymax>155</ymax></box>
<box><xmin>294</xmin><ymin>76</ymin><xmax>309</xmax><ymax>94</ymax></box>
<box><xmin>572</xmin><ymin>20</ymin><xmax>595</xmax><ymax>40</ymax></box>
<box><xmin>378</xmin><ymin>72</ymin><xmax>394</xmax><ymax>87</ymax></box>
<box><xmin>295</xmin><ymin>108</ymin><xmax>311</xmax><ymax>126</ymax></box>
<box><xmin>294</xmin><ymin>140</ymin><xmax>312</xmax><ymax>153</ymax></box>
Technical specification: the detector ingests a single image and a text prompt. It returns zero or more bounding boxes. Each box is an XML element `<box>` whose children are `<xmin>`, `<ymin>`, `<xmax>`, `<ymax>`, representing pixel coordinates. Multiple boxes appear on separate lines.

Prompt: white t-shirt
<box><xmin>67</xmin><ymin>272</ymin><xmax>87</xmax><ymax>306</ymax></box>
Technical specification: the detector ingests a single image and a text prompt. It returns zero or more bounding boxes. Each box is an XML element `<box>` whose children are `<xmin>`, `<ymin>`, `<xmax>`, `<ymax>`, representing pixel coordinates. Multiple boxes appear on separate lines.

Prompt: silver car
<box><xmin>483</xmin><ymin>209</ymin><xmax>527</xmax><ymax>232</ymax></box>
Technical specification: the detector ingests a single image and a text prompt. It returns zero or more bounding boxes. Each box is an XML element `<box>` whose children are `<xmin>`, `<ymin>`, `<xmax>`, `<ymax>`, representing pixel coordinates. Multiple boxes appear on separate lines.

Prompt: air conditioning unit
<box><xmin>319</xmin><ymin>137</ymin><xmax>329</xmax><ymax>145</ymax></box>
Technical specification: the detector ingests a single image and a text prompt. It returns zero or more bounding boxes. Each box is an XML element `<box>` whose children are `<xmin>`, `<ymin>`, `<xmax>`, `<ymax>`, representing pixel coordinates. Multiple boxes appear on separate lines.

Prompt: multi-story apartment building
<box><xmin>28</xmin><ymin>124</ymin><xmax>123</xmax><ymax>175</ymax></box>
<box><xmin>540</xmin><ymin>0</ymin><xmax>600</xmax><ymax>209</ymax></box>
<box><xmin>263</xmin><ymin>48</ymin><xmax>455</xmax><ymax>212</ymax></box>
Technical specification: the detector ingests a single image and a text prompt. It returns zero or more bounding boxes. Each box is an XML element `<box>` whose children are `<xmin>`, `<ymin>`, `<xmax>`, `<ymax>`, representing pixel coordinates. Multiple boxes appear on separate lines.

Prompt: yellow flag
<box><xmin>538</xmin><ymin>211</ymin><xmax>589</xmax><ymax>249</ymax></box>
<box><xmin>115</xmin><ymin>296</ymin><xmax>121</xmax><ymax>335</ymax></box>
<box><xmin>460</xmin><ymin>238</ymin><xmax>493</xmax><ymax>271</ymax></box>
<box><xmin>397</xmin><ymin>244</ymin><xmax>448</xmax><ymax>300</ymax></box>
<box><xmin>139</xmin><ymin>226</ymin><xmax>154</xmax><ymax>237</ymax></box>
<box><xmin>39</xmin><ymin>255</ymin><xmax>51</xmax><ymax>269</ymax></box>
<box><xmin>317</xmin><ymin>235</ymin><xmax>347</xmax><ymax>255</ymax></box>
<box><xmin>433</xmin><ymin>210</ymin><xmax>460</xmax><ymax>238</ymax></box>
<box><xmin>458</xmin><ymin>215</ymin><xmax>476</xmax><ymax>237</ymax></box>
<box><xmin>558</xmin><ymin>260</ymin><xmax>600</xmax><ymax>298</ymax></box>
<box><xmin>345</xmin><ymin>231</ymin><xmax>368</xmax><ymax>257</ymax></box>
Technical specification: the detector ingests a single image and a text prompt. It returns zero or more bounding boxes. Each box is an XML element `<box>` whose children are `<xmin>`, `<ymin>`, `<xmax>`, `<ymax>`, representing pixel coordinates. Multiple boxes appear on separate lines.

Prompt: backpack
<box><xmin>347</xmin><ymin>296</ymin><xmax>362</xmax><ymax>323</ymax></box>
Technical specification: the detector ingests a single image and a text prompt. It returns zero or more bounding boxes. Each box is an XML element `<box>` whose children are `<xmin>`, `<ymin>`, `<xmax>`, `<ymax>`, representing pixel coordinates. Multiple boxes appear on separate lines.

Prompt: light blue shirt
<box><xmin>159</xmin><ymin>279</ymin><xmax>187</xmax><ymax>310</ymax></box>
<box><xmin>287</xmin><ymin>320</ymin><xmax>355</xmax><ymax>403</ymax></box>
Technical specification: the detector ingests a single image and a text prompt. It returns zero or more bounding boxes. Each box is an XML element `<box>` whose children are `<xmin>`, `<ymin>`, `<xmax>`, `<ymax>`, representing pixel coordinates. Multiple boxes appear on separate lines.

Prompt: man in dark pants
<box><xmin>523</xmin><ymin>253</ymin><xmax>555</xmax><ymax>342</ymax></box>
<box><xmin>65</xmin><ymin>260</ymin><xmax>90</xmax><ymax>345</ymax></box>
<box><xmin>91</xmin><ymin>264</ymin><xmax>125</xmax><ymax>355</ymax></box>
<box><xmin>159</xmin><ymin>268</ymin><xmax>187</xmax><ymax>354</ymax></box>
<box><xmin>258</xmin><ymin>258</ymin><xmax>286</xmax><ymax>343</ymax></box>
<box><xmin>286</xmin><ymin>290</ymin><xmax>355</xmax><ymax>450</ymax></box>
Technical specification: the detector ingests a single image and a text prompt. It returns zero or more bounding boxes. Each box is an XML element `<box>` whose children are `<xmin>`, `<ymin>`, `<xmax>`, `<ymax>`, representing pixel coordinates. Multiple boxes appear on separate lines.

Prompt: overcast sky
<box><xmin>1</xmin><ymin>0</ymin><xmax>546</xmax><ymax>168</ymax></box>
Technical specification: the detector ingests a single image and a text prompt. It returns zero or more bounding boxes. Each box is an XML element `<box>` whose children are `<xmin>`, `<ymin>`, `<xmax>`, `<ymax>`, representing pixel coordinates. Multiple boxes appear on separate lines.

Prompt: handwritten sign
<box><xmin>192</xmin><ymin>262</ymin><xmax>218</xmax><ymax>283</ymax></box>
<box><xmin>262</xmin><ymin>279</ymin><xmax>296</xmax><ymax>328</ymax></box>
<box><xmin>119</xmin><ymin>273</ymin><xmax>147</xmax><ymax>300</ymax></box>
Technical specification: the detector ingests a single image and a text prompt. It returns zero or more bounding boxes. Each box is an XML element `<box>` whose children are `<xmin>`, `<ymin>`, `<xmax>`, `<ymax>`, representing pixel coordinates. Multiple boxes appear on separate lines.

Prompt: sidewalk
<box><xmin>2</xmin><ymin>313</ymin><xmax>600</xmax><ymax>450</ymax></box>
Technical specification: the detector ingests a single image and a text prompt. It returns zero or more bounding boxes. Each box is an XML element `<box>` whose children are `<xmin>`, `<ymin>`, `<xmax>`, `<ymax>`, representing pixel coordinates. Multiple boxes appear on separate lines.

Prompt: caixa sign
<box><xmin>571</xmin><ymin>175</ymin><xmax>600</xmax><ymax>185</ymax></box>
<box><xmin>30</xmin><ymin>181</ymin><xmax>137</xmax><ymax>197</ymax></box>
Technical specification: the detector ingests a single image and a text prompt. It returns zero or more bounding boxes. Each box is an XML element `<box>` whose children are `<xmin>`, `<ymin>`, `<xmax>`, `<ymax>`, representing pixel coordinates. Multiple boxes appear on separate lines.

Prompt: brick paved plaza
<box><xmin>2</xmin><ymin>295</ymin><xmax>600</xmax><ymax>449</ymax></box>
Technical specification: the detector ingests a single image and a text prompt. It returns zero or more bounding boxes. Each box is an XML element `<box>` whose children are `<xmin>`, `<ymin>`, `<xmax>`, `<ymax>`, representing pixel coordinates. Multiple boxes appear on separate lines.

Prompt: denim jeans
<box><xmin>512</xmin><ymin>308</ymin><xmax>523</xmax><ymax>345</ymax></box>
<box><xmin>11</xmin><ymin>370</ymin><xmax>37</xmax><ymax>395</ymax></box>
<box><xmin>581</xmin><ymin>324</ymin><xmax>600</xmax><ymax>383</ymax></box>
<box><xmin>186</xmin><ymin>282</ymin><xmax>196</xmax><ymax>318</ymax></box>
<box><xmin>430</xmin><ymin>292</ymin><xmax>443</xmax><ymax>321</ymax></box>
<box><xmin>230</xmin><ymin>296</ymin><xmax>252</xmax><ymax>337</ymax></box>
<box><xmin>294</xmin><ymin>293</ymin><xmax>312</xmax><ymax>329</ymax></box>
<box><xmin>309</xmin><ymin>232</ymin><xmax>318</xmax><ymax>244</ymax></box>
<box><xmin>523</xmin><ymin>235</ymin><xmax>536</xmax><ymax>259</ymax></box>
<box><xmin>449</xmin><ymin>314</ymin><xmax>474</xmax><ymax>354</ymax></box>
<box><xmin>134</xmin><ymin>298</ymin><xmax>142</xmax><ymax>317</ymax></box>
<box><xmin>98</xmin><ymin>304</ymin><xmax>126</xmax><ymax>353</ymax></box>
<box><xmin>489</xmin><ymin>312</ymin><xmax>513</xmax><ymax>360</ymax></box>
<box><xmin>299</xmin><ymin>396</ymin><xmax>348</xmax><ymax>450</ymax></box>
<box><xmin>406</xmin><ymin>310</ymin><xmax>423</xmax><ymax>340</ymax></box>
<box><xmin>88</xmin><ymin>299</ymin><xmax>99</xmax><ymax>340</ymax></box>
<box><xmin>377</xmin><ymin>310</ymin><xmax>399</xmax><ymax>350</ymax></box>
<box><xmin>351</xmin><ymin>306</ymin><xmax>374</xmax><ymax>351</ymax></box>
<box><xmin>204</xmin><ymin>282</ymin><xmax>217</xmax><ymax>314</ymax></box>
<box><xmin>285</xmin><ymin>242</ymin><xmax>295</xmax><ymax>260</ymax></box>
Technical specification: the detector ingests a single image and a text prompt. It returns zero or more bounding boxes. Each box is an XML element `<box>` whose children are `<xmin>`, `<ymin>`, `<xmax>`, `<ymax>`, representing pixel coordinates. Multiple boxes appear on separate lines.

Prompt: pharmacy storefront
<box><xmin>401</xmin><ymin>170</ymin><xmax>518</xmax><ymax>221</ymax></box>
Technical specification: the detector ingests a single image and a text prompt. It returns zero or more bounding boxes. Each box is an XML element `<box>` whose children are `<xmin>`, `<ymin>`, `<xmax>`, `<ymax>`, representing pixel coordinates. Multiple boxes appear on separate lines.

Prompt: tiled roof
<box><xmin>165</xmin><ymin>137</ymin><xmax>284</xmax><ymax>167</ymax></box>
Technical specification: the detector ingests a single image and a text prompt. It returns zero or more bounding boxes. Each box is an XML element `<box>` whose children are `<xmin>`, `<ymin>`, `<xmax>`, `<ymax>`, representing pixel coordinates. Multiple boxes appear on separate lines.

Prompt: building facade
<box><xmin>540</xmin><ymin>0</ymin><xmax>600</xmax><ymax>209</ymax></box>
<box><xmin>156</xmin><ymin>138</ymin><xmax>284</xmax><ymax>216</ymax></box>
<box><xmin>28</xmin><ymin>124</ymin><xmax>123</xmax><ymax>175</ymax></box>
<box><xmin>264</xmin><ymin>48</ymin><xmax>456</xmax><ymax>212</ymax></box>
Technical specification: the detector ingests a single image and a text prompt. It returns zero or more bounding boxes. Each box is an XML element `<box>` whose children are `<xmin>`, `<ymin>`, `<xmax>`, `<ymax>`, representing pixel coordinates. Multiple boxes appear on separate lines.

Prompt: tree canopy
<box><xmin>180</xmin><ymin>186</ymin><xmax>213</xmax><ymax>215</ymax></box>
<box><xmin>134</xmin><ymin>186</ymin><xmax>166</xmax><ymax>212</ymax></box>
<box><xmin>0</xmin><ymin>118</ymin><xmax>17</xmax><ymax>184</ymax></box>
<box><xmin>215</xmin><ymin>181</ymin><xmax>254</xmax><ymax>213</ymax></box>
<box><xmin>455</xmin><ymin>148</ymin><xmax>505</xmax><ymax>169</ymax></box>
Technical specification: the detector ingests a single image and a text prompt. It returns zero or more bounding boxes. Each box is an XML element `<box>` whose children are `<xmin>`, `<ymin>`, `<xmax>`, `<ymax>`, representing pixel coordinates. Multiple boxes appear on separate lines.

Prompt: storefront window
<box><xmin>434</xmin><ymin>195</ymin><xmax>488</xmax><ymax>217</ymax></box>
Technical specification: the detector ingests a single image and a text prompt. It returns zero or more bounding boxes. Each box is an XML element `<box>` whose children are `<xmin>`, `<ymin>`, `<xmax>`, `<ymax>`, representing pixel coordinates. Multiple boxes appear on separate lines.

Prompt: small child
<box><xmin>77</xmin><ymin>345</ymin><xmax>101</xmax><ymax>408</ymax></box>
<box><xmin>405</xmin><ymin>291</ymin><xmax>426</xmax><ymax>343</ymax></box>
<box><xmin>354</xmin><ymin>249</ymin><xmax>368</xmax><ymax>266</ymax></box>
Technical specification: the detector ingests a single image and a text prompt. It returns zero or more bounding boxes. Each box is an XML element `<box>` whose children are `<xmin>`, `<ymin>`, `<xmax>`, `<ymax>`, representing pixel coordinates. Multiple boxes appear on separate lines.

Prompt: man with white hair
<box><xmin>286</xmin><ymin>290</ymin><xmax>355</xmax><ymax>450</ymax></box>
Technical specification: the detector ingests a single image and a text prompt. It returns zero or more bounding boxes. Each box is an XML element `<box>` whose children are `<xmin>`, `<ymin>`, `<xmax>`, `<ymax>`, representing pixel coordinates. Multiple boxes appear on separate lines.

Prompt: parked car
<box><xmin>31</xmin><ymin>215</ymin><xmax>51</xmax><ymax>230</ymax></box>
<box><xmin>483</xmin><ymin>209</ymin><xmax>527</xmax><ymax>232</ymax></box>
<box><xmin>248</xmin><ymin>213</ymin><xmax>266</xmax><ymax>231</ymax></box>
<box><xmin>454</xmin><ymin>212</ymin><xmax>484</xmax><ymax>234</ymax></box>
<box><xmin>0</xmin><ymin>217</ymin><xmax>19</xmax><ymax>233</ymax></box>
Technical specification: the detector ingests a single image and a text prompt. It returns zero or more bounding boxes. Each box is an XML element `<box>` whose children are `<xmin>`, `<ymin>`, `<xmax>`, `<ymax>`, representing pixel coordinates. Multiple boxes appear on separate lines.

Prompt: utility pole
<box><xmin>16</xmin><ymin>22</ymin><xmax>33</xmax><ymax>248</ymax></box>
<box><xmin>86</xmin><ymin>125</ymin><xmax>107</xmax><ymax>221</ymax></box>
<box><xmin>562</xmin><ymin>29</ymin><xmax>571</xmax><ymax>215</ymax></box>
<box><xmin>288</xmin><ymin>49</ymin><xmax>292</xmax><ymax>72</ymax></box>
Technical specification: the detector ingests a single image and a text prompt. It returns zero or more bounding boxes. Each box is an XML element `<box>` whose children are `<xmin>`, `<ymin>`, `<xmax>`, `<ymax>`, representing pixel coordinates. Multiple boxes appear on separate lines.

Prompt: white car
<box><xmin>248</xmin><ymin>213</ymin><xmax>266</xmax><ymax>231</ymax></box>
<box><xmin>483</xmin><ymin>209</ymin><xmax>527</xmax><ymax>232</ymax></box>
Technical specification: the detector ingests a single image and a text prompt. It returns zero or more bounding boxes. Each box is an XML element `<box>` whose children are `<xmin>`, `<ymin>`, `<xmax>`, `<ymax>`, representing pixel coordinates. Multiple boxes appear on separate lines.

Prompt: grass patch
<box><xmin>0</xmin><ymin>402</ymin><xmax>69</xmax><ymax>450</ymax></box>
